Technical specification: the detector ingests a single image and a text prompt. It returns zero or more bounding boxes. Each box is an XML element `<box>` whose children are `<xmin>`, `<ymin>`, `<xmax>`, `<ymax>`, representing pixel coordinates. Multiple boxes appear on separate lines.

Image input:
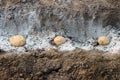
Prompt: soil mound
<box><xmin>0</xmin><ymin>49</ymin><xmax>119</xmax><ymax>80</ymax></box>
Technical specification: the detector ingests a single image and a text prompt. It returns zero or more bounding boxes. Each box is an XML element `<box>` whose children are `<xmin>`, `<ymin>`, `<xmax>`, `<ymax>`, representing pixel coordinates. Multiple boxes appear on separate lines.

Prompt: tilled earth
<box><xmin>0</xmin><ymin>49</ymin><xmax>120</xmax><ymax>80</ymax></box>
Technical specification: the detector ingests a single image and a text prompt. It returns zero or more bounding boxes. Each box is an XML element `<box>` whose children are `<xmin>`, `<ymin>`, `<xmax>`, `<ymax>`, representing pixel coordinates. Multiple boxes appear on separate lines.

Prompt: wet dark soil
<box><xmin>0</xmin><ymin>49</ymin><xmax>120</xmax><ymax>80</ymax></box>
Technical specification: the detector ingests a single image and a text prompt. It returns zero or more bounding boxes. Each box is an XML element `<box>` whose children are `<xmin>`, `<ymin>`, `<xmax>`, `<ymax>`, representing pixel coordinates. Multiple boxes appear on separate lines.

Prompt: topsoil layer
<box><xmin>0</xmin><ymin>49</ymin><xmax>120</xmax><ymax>80</ymax></box>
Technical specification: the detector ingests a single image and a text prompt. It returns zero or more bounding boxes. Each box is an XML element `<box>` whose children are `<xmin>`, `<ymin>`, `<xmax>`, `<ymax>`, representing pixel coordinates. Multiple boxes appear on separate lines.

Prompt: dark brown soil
<box><xmin>0</xmin><ymin>49</ymin><xmax>120</xmax><ymax>80</ymax></box>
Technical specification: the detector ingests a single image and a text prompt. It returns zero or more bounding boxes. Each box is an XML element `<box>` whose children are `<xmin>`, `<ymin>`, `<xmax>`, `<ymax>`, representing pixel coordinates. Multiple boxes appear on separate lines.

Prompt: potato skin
<box><xmin>54</xmin><ymin>36</ymin><xmax>66</xmax><ymax>45</ymax></box>
<box><xmin>98</xmin><ymin>36</ymin><xmax>110</xmax><ymax>45</ymax></box>
<box><xmin>9</xmin><ymin>35</ymin><xmax>26</xmax><ymax>47</ymax></box>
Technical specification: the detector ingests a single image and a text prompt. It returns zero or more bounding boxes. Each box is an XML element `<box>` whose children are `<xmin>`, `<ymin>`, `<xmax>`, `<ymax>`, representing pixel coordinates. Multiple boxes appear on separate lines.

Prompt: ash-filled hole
<box><xmin>0</xmin><ymin>7</ymin><xmax>120</xmax><ymax>53</ymax></box>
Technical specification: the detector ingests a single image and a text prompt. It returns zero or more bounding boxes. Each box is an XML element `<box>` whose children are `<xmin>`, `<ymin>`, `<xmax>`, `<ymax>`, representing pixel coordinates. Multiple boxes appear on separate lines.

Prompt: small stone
<box><xmin>98</xmin><ymin>36</ymin><xmax>110</xmax><ymax>45</ymax></box>
<box><xmin>7</xmin><ymin>13</ymin><xmax>14</xmax><ymax>20</ymax></box>
<box><xmin>54</xmin><ymin>36</ymin><xmax>66</xmax><ymax>45</ymax></box>
<box><xmin>9</xmin><ymin>35</ymin><xmax>26</xmax><ymax>47</ymax></box>
<box><xmin>19</xmin><ymin>73</ymin><xmax>24</xmax><ymax>77</ymax></box>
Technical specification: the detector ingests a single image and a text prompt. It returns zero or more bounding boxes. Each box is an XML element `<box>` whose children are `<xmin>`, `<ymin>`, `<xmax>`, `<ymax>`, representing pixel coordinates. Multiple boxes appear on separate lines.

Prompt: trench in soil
<box><xmin>0</xmin><ymin>4</ymin><xmax>120</xmax><ymax>53</ymax></box>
